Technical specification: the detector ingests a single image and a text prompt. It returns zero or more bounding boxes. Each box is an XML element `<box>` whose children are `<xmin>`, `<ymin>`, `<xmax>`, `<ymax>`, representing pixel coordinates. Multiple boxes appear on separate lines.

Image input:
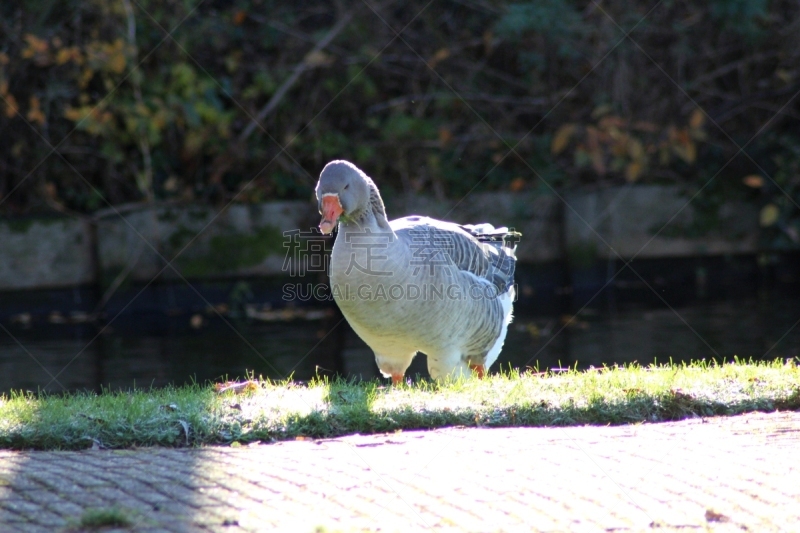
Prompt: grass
<box><xmin>1</xmin><ymin>359</ymin><xmax>799</xmax><ymax>451</ymax></box>
<box><xmin>71</xmin><ymin>507</ymin><xmax>133</xmax><ymax>530</ymax></box>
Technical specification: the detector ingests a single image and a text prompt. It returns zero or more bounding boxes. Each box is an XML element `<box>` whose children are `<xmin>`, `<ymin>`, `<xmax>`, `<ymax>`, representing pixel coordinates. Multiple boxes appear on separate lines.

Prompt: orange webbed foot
<box><xmin>469</xmin><ymin>364</ymin><xmax>486</xmax><ymax>379</ymax></box>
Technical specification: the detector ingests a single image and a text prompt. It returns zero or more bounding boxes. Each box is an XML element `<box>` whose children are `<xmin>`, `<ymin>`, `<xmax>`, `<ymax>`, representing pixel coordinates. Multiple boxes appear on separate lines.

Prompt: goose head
<box><xmin>315</xmin><ymin>160</ymin><xmax>371</xmax><ymax>234</ymax></box>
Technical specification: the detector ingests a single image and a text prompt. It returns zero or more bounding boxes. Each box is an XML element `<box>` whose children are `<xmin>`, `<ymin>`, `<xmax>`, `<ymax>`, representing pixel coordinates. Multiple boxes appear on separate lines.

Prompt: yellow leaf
<box><xmin>3</xmin><ymin>93</ymin><xmax>18</xmax><ymax>118</ymax></box>
<box><xmin>108</xmin><ymin>51</ymin><xmax>126</xmax><ymax>74</ymax></box>
<box><xmin>43</xmin><ymin>182</ymin><xmax>58</xmax><ymax>201</ymax></box>
<box><xmin>672</xmin><ymin>136</ymin><xmax>696</xmax><ymax>164</ymax></box>
<box><xmin>689</xmin><ymin>109</ymin><xmax>705</xmax><ymax>129</ymax></box>
<box><xmin>509</xmin><ymin>177</ymin><xmax>525</xmax><ymax>192</ymax></box>
<box><xmin>163</xmin><ymin>176</ymin><xmax>179</xmax><ymax>192</ymax></box>
<box><xmin>184</xmin><ymin>130</ymin><xmax>206</xmax><ymax>155</ymax></box>
<box><xmin>551</xmin><ymin>124</ymin><xmax>575</xmax><ymax>155</ymax></box>
<box><xmin>79</xmin><ymin>68</ymin><xmax>94</xmax><ymax>88</ymax></box>
<box><xmin>10</xmin><ymin>141</ymin><xmax>23</xmax><ymax>158</ymax></box>
<box><xmin>685</xmin><ymin>141</ymin><xmax>697</xmax><ymax>163</ymax></box>
<box><xmin>225</xmin><ymin>51</ymin><xmax>242</xmax><ymax>73</ymax></box>
<box><xmin>627</xmin><ymin>138</ymin><xmax>644</xmax><ymax>160</ymax></box>
<box><xmin>26</xmin><ymin>96</ymin><xmax>45</xmax><ymax>125</ymax></box>
<box><xmin>611</xmin><ymin>136</ymin><xmax>629</xmax><ymax>157</ymax></box>
<box><xmin>428</xmin><ymin>48</ymin><xmax>450</xmax><ymax>68</ymax></box>
<box><xmin>743</xmin><ymin>175</ymin><xmax>764</xmax><ymax>188</ymax></box>
<box><xmin>625</xmin><ymin>161</ymin><xmax>643</xmax><ymax>182</ymax></box>
<box><xmin>23</xmin><ymin>34</ymin><xmax>49</xmax><ymax>55</ymax></box>
<box><xmin>110</xmin><ymin>56</ymin><xmax>126</xmax><ymax>73</ymax></box>
<box><xmin>432</xmin><ymin>48</ymin><xmax>450</xmax><ymax>62</ymax></box>
<box><xmin>760</xmin><ymin>204</ymin><xmax>779</xmax><ymax>227</ymax></box>
<box><xmin>605</xmin><ymin>125</ymin><xmax>622</xmax><ymax>140</ymax></box>
<box><xmin>304</xmin><ymin>50</ymin><xmax>333</xmax><ymax>67</ymax></box>
<box><xmin>591</xmin><ymin>104</ymin><xmax>611</xmax><ymax>119</ymax></box>
<box><xmin>63</xmin><ymin>106</ymin><xmax>85</xmax><ymax>122</ymax></box>
<box><xmin>56</xmin><ymin>49</ymin><xmax>72</xmax><ymax>65</ymax></box>
<box><xmin>776</xmin><ymin>69</ymin><xmax>792</xmax><ymax>84</ymax></box>
<box><xmin>598</xmin><ymin>115</ymin><xmax>625</xmax><ymax>130</ymax></box>
<box><xmin>659</xmin><ymin>145</ymin><xmax>670</xmax><ymax>165</ymax></box>
<box><xmin>690</xmin><ymin>128</ymin><xmax>707</xmax><ymax>141</ymax></box>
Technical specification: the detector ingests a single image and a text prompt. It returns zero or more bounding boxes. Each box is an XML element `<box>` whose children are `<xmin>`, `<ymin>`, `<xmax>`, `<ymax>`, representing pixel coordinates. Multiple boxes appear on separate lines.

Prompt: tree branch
<box><xmin>238</xmin><ymin>9</ymin><xmax>355</xmax><ymax>143</ymax></box>
<box><xmin>367</xmin><ymin>93</ymin><xmax>548</xmax><ymax>113</ymax></box>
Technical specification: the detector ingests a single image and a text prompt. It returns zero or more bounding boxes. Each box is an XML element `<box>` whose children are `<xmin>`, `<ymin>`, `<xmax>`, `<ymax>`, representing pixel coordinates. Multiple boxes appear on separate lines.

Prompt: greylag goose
<box><xmin>316</xmin><ymin>160</ymin><xmax>519</xmax><ymax>384</ymax></box>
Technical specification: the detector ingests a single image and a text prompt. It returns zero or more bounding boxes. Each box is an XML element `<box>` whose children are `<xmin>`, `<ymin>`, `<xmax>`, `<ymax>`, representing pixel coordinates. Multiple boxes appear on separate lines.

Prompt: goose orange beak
<box><xmin>319</xmin><ymin>195</ymin><xmax>343</xmax><ymax>235</ymax></box>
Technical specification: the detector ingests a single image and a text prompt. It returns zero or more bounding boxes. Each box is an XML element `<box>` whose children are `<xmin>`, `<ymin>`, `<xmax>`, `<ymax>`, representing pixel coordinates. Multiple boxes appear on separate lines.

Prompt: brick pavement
<box><xmin>0</xmin><ymin>411</ymin><xmax>798</xmax><ymax>532</ymax></box>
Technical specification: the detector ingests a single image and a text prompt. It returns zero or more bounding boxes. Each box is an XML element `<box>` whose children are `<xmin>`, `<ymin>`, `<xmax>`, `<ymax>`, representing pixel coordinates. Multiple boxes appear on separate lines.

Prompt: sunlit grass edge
<box><xmin>1</xmin><ymin>358</ymin><xmax>798</xmax><ymax>451</ymax></box>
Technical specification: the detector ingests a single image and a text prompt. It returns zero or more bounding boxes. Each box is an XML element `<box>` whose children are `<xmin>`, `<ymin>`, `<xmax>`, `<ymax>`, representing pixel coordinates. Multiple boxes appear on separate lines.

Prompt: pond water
<box><xmin>1</xmin><ymin>285</ymin><xmax>798</xmax><ymax>394</ymax></box>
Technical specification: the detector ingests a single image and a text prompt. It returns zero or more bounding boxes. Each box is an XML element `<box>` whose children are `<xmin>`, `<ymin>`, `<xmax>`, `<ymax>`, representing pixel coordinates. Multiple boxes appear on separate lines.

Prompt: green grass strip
<box><xmin>74</xmin><ymin>507</ymin><xmax>133</xmax><ymax>529</ymax></box>
<box><xmin>1</xmin><ymin>359</ymin><xmax>798</xmax><ymax>450</ymax></box>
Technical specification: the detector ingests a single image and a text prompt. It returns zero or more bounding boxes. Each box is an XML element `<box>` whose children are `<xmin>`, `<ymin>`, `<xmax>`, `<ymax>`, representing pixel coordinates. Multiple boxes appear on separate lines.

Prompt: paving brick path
<box><xmin>0</xmin><ymin>411</ymin><xmax>798</xmax><ymax>532</ymax></box>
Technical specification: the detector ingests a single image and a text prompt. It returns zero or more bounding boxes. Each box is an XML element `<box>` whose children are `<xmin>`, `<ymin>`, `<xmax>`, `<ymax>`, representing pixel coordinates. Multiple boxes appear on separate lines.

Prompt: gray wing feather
<box><xmin>393</xmin><ymin>216</ymin><xmax>519</xmax><ymax>294</ymax></box>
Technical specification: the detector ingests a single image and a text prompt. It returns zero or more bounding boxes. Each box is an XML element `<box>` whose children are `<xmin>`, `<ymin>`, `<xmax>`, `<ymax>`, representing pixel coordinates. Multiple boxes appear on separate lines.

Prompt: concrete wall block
<box><xmin>96</xmin><ymin>201</ymin><xmax>316</xmax><ymax>283</ymax></box>
<box><xmin>0</xmin><ymin>217</ymin><xmax>95</xmax><ymax>290</ymax></box>
<box><xmin>2</xmin><ymin>187</ymin><xmax>766</xmax><ymax>293</ymax></box>
<box><xmin>565</xmin><ymin>185</ymin><xmax>759</xmax><ymax>260</ymax></box>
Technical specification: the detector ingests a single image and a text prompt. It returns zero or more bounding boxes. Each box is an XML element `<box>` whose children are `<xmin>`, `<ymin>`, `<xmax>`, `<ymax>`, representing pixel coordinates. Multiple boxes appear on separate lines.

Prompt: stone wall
<box><xmin>96</xmin><ymin>202</ymin><xmax>316</xmax><ymax>284</ymax></box>
<box><xmin>0</xmin><ymin>217</ymin><xmax>95</xmax><ymax>290</ymax></box>
<box><xmin>0</xmin><ymin>186</ymin><xmax>771</xmax><ymax>291</ymax></box>
<box><xmin>564</xmin><ymin>185</ymin><xmax>759</xmax><ymax>263</ymax></box>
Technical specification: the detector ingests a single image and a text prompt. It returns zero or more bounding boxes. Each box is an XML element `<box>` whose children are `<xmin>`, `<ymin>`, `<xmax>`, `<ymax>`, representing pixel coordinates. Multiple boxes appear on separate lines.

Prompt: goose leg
<box><xmin>375</xmin><ymin>351</ymin><xmax>415</xmax><ymax>386</ymax></box>
<box><xmin>427</xmin><ymin>350</ymin><xmax>471</xmax><ymax>381</ymax></box>
<box><xmin>469</xmin><ymin>364</ymin><xmax>486</xmax><ymax>379</ymax></box>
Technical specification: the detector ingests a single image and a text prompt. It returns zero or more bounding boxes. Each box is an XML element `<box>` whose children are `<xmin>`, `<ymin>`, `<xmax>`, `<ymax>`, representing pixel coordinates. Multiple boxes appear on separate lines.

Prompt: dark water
<box><xmin>505</xmin><ymin>296</ymin><xmax>800</xmax><ymax>370</ymax></box>
<box><xmin>1</xmin><ymin>287</ymin><xmax>798</xmax><ymax>394</ymax></box>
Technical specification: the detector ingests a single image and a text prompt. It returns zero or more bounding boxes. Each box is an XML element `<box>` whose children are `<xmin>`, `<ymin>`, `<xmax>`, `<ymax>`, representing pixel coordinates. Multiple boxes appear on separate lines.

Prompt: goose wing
<box><xmin>390</xmin><ymin>216</ymin><xmax>519</xmax><ymax>295</ymax></box>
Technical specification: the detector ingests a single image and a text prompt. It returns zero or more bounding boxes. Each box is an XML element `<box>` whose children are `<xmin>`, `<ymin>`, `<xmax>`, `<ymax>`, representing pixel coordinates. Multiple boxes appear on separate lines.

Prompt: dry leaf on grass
<box><xmin>214</xmin><ymin>380</ymin><xmax>259</xmax><ymax>394</ymax></box>
<box><xmin>704</xmin><ymin>509</ymin><xmax>729</xmax><ymax>523</ymax></box>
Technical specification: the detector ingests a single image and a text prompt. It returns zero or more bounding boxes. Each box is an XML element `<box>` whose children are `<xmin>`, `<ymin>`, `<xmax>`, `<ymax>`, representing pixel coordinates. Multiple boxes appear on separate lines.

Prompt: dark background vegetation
<box><xmin>1</xmin><ymin>0</ymin><xmax>799</xmax><ymax>247</ymax></box>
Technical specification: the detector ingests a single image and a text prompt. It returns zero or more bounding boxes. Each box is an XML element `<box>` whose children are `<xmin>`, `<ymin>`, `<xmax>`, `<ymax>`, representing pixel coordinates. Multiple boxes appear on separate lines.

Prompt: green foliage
<box><xmin>76</xmin><ymin>507</ymin><xmax>133</xmax><ymax>529</ymax></box>
<box><xmin>0</xmin><ymin>0</ymin><xmax>798</xmax><ymax>232</ymax></box>
<box><xmin>754</xmin><ymin>134</ymin><xmax>800</xmax><ymax>248</ymax></box>
<box><xmin>711</xmin><ymin>0</ymin><xmax>768</xmax><ymax>37</ymax></box>
<box><xmin>496</xmin><ymin>0</ymin><xmax>586</xmax><ymax>63</ymax></box>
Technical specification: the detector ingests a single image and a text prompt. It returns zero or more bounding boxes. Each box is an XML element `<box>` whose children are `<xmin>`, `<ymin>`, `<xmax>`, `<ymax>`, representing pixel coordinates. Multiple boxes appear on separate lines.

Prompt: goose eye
<box><xmin>344</xmin><ymin>184</ymin><xmax>349</xmax><ymax>190</ymax></box>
